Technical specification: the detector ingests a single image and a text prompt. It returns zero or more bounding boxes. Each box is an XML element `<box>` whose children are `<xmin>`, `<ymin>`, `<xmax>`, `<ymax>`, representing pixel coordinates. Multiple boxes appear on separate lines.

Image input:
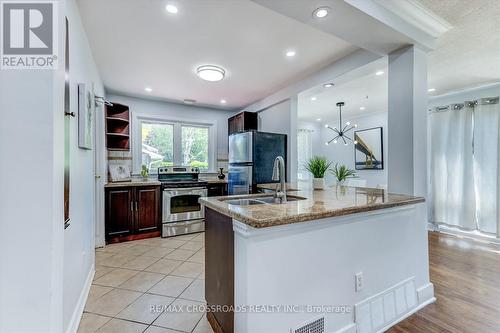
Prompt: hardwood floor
<box><xmin>388</xmin><ymin>231</ymin><xmax>500</xmax><ymax>333</ymax></box>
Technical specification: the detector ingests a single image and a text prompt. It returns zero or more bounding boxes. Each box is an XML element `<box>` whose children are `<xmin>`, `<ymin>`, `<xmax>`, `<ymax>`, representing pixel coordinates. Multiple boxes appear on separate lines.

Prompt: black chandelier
<box><xmin>325</xmin><ymin>102</ymin><xmax>358</xmax><ymax>146</ymax></box>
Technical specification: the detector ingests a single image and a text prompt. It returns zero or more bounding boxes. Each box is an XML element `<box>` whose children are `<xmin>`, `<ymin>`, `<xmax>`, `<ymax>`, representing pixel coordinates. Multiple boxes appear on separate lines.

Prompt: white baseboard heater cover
<box><xmin>355</xmin><ymin>278</ymin><xmax>417</xmax><ymax>333</ymax></box>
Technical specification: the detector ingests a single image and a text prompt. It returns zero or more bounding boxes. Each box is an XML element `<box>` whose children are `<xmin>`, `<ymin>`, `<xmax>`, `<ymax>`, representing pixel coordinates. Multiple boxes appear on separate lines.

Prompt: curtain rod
<box><xmin>429</xmin><ymin>96</ymin><xmax>499</xmax><ymax>113</ymax></box>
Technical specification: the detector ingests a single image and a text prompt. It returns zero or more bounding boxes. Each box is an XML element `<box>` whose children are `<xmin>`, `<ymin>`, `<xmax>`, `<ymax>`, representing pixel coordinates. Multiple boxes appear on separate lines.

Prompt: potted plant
<box><xmin>305</xmin><ymin>156</ymin><xmax>332</xmax><ymax>190</ymax></box>
<box><xmin>140</xmin><ymin>165</ymin><xmax>149</xmax><ymax>180</ymax></box>
<box><xmin>331</xmin><ymin>163</ymin><xmax>356</xmax><ymax>185</ymax></box>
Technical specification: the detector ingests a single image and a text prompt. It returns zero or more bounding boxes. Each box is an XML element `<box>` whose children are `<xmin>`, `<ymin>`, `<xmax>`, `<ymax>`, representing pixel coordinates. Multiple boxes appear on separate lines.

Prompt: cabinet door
<box><xmin>106</xmin><ymin>188</ymin><xmax>134</xmax><ymax>238</ymax></box>
<box><xmin>135</xmin><ymin>186</ymin><xmax>160</xmax><ymax>233</ymax></box>
<box><xmin>207</xmin><ymin>184</ymin><xmax>227</xmax><ymax>197</ymax></box>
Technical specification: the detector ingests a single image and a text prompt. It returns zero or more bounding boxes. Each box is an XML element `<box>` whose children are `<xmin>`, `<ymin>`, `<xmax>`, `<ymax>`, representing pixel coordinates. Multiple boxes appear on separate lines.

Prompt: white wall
<box><xmin>298</xmin><ymin>112</ymin><xmax>388</xmax><ymax>188</ymax></box>
<box><xmin>106</xmin><ymin>94</ymin><xmax>236</xmax><ymax>171</ymax></box>
<box><xmin>63</xmin><ymin>1</ymin><xmax>105</xmax><ymax>332</ymax></box>
<box><xmin>258</xmin><ymin>99</ymin><xmax>297</xmax><ymax>182</ymax></box>
<box><xmin>234</xmin><ymin>203</ymin><xmax>433</xmax><ymax>333</ymax></box>
<box><xmin>0</xmin><ymin>1</ymin><xmax>65</xmax><ymax>332</ymax></box>
<box><xmin>0</xmin><ymin>1</ymin><xmax>104</xmax><ymax>331</ymax></box>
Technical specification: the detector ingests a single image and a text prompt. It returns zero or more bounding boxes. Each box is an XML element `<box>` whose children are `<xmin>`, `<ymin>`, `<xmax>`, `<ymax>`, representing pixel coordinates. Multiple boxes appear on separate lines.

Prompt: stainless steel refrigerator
<box><xmin>228</xmin><ymin>131</ymin><xmax>287</xmax><ymax>194</ymax></box>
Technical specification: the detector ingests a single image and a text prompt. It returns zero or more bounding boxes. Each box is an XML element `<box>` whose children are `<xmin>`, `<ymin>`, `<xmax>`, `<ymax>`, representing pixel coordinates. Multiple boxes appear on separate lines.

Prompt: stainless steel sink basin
<box><xmin>223</xmin><ymin>195</ymin><xmax>306</xmax><ymax>206</ymax></box>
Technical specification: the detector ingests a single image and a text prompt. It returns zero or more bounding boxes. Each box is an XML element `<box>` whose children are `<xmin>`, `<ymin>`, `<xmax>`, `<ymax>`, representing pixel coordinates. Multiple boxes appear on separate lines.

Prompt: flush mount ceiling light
<box><xmin>311</xmin><ymin>96</ymin><xmax>317</xmax><ymax>101</ymax></box>
<box><xmin>313</xmin><ymin>7</ymin><xmax>330</xmax><ymax>18</ymax></box>
<box><xmin>165</xmin><ymin>4</ymin><xmax>178</xmax><ymax>14</ymax></box>
<box><xmin>285</xmin><ymin>50</ymin><xmax>296</xmax><ymax>57</ymax></box>
<box><xmin>428</xmin><ymin>88</ymin><xmax>436</xmax><ymax>92</ymax></box>
<box><xmin>144</xmin><ymin>87</ymin><xmax>152</xmax><ymax>92</ymax></box>
<box><xmin>196</xmin><ymin>65</ymin><xmax>225</xmax><ymax>82</ymax></box>
<box><xmin>325</xmin><ymin>102</ymin><xmax>358</xmax><ymax>146</ymax></box>
<box><xmin>220</xmin><ymin>99</ymin><xmax>227</xmax><ymax>104</ymax></box>
<box><xmin>323</xmin><ymin>83</ymin><xmax>334</xmax><ymax>88</ymax></box>
<box><xmin>375</xmin><ymin>70</ymin><xmax>384</xmax><ymax>76</ymax></box>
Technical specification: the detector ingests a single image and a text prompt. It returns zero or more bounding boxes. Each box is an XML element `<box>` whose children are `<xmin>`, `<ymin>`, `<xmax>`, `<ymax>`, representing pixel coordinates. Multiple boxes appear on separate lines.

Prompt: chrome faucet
<box><xmin>271</xmin><ymin>156</ymin><xmax>287</xmax><ymax>203</ymax></box>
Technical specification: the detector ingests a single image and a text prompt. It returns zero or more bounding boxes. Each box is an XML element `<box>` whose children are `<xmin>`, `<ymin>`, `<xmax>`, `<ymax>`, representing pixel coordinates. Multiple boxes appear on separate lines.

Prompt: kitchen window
<box><xmin>141</xmin><ymin>122</ymin><xmax>174</xmax><ymax>173</ymax></box>
<box><xmin>181</xmin><ymin>126</ymin><xmax>209</xmax><ymax>170</ymax></box>
<box><xmin>135</xmin><ymin>117</ymin><xmax>216</xmax><ymax>174</ymax></box>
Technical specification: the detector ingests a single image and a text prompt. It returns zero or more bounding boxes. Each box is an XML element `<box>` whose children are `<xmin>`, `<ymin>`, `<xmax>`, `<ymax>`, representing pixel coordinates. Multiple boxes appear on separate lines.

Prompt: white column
<box><xmin>388</xmin><ymin>45</ymin><xmax>428</xmax><ymax>196</ymax></box>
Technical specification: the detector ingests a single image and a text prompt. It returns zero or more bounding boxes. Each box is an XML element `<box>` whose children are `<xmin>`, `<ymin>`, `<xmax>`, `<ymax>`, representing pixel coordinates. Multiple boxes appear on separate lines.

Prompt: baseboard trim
<box><xmin>375</xmin><ymin>297</ymin><xmax>436</xmax><ymax>333</ymax></box>
<box><xmin>66</xmin><ymin>264</ymin><xmax>95</xmax><ymax>333</ymax></box>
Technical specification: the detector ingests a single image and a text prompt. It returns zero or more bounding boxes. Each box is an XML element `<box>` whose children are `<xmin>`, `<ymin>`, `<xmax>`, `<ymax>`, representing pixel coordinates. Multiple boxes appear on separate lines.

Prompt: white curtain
<box><xmin>473</xmin><ymin>102</ymin><xmax>500</xmax><ymax>234</ymax></box>
<box><xmin>430</xmin><ymin>105</ymin><xmax>476</xmax><ymax>230</ymax></box>
<box><xmin>297</xmin><ymin>129</ymin><xmax>313</xmax><ymax>181</ymax></box>
<box><xmin>430</xmin><ymin>99</ymin><xmax>500</xmax><ymax>236</ymax></box>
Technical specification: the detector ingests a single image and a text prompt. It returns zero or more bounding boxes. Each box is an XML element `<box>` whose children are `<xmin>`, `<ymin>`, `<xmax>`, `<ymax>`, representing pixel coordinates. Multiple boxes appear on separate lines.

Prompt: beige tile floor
<box><xmin>78</xmin><ymin>233</ymin><xmax>214</xmax><ymax>333</ymax></box>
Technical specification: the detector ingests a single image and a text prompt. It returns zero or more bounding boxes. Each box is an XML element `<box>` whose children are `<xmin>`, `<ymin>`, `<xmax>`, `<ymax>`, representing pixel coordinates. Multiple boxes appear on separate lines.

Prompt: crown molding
<box><xmin>375</xmin><ymin>0</ymin><xmax>453</xmax><ymax>38</ymax></box>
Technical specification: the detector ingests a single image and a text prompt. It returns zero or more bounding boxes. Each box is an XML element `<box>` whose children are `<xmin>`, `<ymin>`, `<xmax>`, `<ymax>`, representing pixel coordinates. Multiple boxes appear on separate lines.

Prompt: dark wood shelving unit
<box><xmin>105</xmin><ymin>103</ymin><xmax>130</xmax><ymax>151</ymax></box>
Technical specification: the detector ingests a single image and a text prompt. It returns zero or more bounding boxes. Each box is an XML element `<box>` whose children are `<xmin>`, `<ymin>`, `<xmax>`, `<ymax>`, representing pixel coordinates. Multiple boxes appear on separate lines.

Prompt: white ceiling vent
<box><xmin>292</xmin><ymin>315</ymin><xmax>325</xmax><ymax>333</ymax></box>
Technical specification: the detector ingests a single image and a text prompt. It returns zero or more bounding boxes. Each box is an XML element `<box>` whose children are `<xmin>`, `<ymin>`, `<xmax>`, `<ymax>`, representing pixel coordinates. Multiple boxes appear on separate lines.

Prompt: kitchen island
<box><xmin>199</xmin><ymin>184</ymin><xmax>434</xmax><ymax>333</ymax></box>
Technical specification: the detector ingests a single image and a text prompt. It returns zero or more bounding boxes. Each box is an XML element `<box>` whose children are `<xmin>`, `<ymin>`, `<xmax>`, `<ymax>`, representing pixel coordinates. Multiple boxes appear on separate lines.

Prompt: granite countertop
<box><xmin>199</xmin><ymin>183</ymin><xmax>425</xmax><ymax>228</ymax></box>
<box><xmin>105</xmin><ymin>178</ymin><xmax>161</xmax><ymax>188</ymax></box>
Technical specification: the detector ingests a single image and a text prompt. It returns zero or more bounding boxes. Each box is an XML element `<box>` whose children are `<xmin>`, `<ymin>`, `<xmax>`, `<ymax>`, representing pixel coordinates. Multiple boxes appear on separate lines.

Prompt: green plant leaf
<box><xmin>331</xmin><ymin>163</ymin><xmax>357</xmax><ymax>182</ymax></box>
<box><xmin>304</xmin><ymin>156</ymin><xmax>332</xmax><ymax>178</ymax></box>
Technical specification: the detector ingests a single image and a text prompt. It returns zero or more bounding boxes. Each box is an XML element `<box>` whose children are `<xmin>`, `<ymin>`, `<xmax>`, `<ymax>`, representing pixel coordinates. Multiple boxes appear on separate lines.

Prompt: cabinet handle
<box><xmin>130</xmin><ymin>202</ymin><xmax>134</xmax><ymax>211</ymax></box>
<box><xmin>135</xmin><ymin>202</ymin><xmax>138</xmax><ymax>211</ymax></box>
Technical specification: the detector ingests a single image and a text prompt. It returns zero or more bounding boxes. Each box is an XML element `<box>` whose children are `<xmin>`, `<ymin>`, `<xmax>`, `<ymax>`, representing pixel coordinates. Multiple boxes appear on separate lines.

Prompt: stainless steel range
<box><xmin>158</xmin><ymin>166</ymin><xmax>208</xmax><ymax>237</ymax></box>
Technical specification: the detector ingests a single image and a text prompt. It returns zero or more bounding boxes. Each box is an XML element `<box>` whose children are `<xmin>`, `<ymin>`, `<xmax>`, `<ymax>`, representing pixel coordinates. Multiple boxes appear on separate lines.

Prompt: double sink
<box><xmin>221</xmin><ymin>195</ymin><xmax>306</xmax><ymax>206</ymax></box>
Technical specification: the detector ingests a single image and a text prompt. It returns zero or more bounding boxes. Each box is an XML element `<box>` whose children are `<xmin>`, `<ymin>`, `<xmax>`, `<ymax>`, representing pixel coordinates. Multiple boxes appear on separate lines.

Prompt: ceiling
<box><xmin>419</xmin><ymin>0</ymin><xmax>500</xmax><ymax>95</ymax></box>
<box><xmin>76</xmin><ymin>0</ymin><xmax>358</xmax><ymax>110</ymax></box>
<box><xmin>298</xmin><ymin>58</ymin><xmax>388</xmax><ymax>123</ymax></box>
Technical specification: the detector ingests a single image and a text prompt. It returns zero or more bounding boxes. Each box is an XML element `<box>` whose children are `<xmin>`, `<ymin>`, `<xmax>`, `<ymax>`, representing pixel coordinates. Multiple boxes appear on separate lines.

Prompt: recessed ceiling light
<box><xmin>144</xmin><ymin>87</ymin><xmax>152</xmax><ymax>93</ymax></box>
<box><xmin>360</xmin><ymin>106</ymin><xmax>366</xmax><ymax>110</ymax></box>
<box><xmin>220</xmin><ymin>99</ymin><xmax>227</xmax><ymax>104</ymax></box>
<box><xmin>313</xmin><ymin>7</ymin><xmax>330</xmax><ymax>18</ymax></box>
<box><xmin>316</xmin><ymin>118</ymin><xmax>321</xmax><ymax>121</ymax></box>
<box><xmin>183</xmin><ymin>99</ymin><xmax>196</xmax><ymax>104</ymax></box>
<box><xmin>311</xmin><ymin>96</ymin><xmax>317</xmax><ymax>101</ymax></box>
<box><xmin>286</xmin><ymin>50</ymin><xmax>296</xmax><ymax>57</ymax></box>
<box><xmin>165</xmin><ymin>4</ymin><xmax>178</xmax><ymax>14</ymax></box>
<box><xmin>323</xmin><ymin>83</ymin><xmax>334</xmax><ymax>88</ymax></box>
<box><xmin>196</xmin><ymin>65</ymin><xmax>226</xmax><ymax>82</ymax></box>
<box><xmin>428</xmin><ymin>88</ymin><xmax>436</xmax><ymax>92</ymax></box>
<box><xmin>375</xmin><ymin>71</ymin><xmax>384</xmax><ymax>76</ymax></box>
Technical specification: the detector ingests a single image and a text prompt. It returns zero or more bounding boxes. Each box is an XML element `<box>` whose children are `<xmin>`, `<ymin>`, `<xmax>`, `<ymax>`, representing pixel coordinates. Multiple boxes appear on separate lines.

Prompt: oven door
<box><xmin>162</xmin><ymin>187</ymin><xmax>207</xmax><ymax>223</ymax></box>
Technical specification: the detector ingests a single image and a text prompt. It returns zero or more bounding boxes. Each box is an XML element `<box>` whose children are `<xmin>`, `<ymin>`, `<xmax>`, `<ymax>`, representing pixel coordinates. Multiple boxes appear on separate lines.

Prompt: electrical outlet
<box><xmin>355</xmin><ymin>272</ymin><xmax>363</xmax><ymax>292</ymax></box>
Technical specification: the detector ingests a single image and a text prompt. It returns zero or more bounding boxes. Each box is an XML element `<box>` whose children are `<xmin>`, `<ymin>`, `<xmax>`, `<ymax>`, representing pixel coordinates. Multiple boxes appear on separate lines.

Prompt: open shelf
<box><xmin>106</xmin><ymin>116</ymin><xmax>130</xmax><ymax>124</ymax></box>
<box><xmin>106</xmin><ymin>102</ymin><xmax>130</xmax><ymax>151</ymax></box>
<box><xmin>106</xmin><ymin>133</ymin><xmax>129</xmax><ymax>138</ymax></box>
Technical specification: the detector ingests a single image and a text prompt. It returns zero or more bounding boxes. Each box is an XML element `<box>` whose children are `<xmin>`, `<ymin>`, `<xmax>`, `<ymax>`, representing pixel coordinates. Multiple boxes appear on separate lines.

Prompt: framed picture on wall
<box><xmin>354</xmin><ymin>127</ymin><xmax>384</xmax><ymax>170</ymax></box>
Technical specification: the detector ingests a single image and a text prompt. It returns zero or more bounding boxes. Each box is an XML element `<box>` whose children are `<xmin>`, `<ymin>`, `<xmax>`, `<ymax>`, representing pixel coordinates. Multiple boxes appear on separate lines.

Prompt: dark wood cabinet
<box><xmin>135</xmin><ymin>186</ymin><xmax>160</xmax><ymax>233</ymax></box>
<box><xmin>106</xmin><ymin>188</ymin><xmax>134</xmax><ymax>237</ymax></box>
<box><xmin>205</xmin><ymin>207</ymin><xmax>234</xmax><ymax>333</ymax></box>
<box><xmin>207</xmin><ymin>183</ymin><xmax>228</xmax><ymax>197</ymax></box>
<box><xmin>105</xmin><ymin>185</ymin><xmax>160</xmax><ymax>242</ymax></box>
<box><xmin>228</xmin><ymin>111</ymin><xmax>257</xmax><ymax>135</ymax></box>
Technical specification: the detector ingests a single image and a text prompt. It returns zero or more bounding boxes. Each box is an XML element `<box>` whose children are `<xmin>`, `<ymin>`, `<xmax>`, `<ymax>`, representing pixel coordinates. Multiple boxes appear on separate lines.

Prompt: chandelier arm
<box><xmin>341</xmin><ymin>136</ymin><xmax>347</xmax><ymax>145</ymax></box>
<box><xmin>327</xmin><ymin>135</ymin><xmax>340</xmax><ymax>144</ymax></box>
<box><xmin>344</xmin><ymin>125</ymin><xmax>356</xmax><ymax>133</ymax></box>
<box><xmin>344</xmin><ymin>135</ymin><xmax>354</xmax><ymax>142</ymax></box>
